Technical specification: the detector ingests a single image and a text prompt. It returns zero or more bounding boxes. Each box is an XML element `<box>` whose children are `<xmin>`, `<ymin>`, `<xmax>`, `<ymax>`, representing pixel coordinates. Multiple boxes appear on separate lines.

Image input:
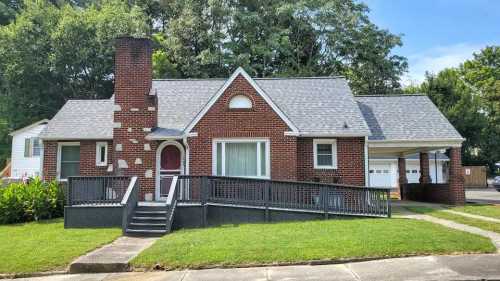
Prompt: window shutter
<box><xmin>24</xmin><ymin>138</ymin><xmax>31</xmax><ymax>157</ymax></box>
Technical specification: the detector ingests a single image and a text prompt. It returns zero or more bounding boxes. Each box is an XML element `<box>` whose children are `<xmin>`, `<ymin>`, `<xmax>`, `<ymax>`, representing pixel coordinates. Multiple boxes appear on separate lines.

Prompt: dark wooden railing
<box><xmin>67</xmin><ymin>176</ymin><xmax>130</xmax><ymax>206</ymax></box>
<box><xmin>175</xmin><ymin>175</ymin><xmax>391</xmax><ymax>218</ymax></box>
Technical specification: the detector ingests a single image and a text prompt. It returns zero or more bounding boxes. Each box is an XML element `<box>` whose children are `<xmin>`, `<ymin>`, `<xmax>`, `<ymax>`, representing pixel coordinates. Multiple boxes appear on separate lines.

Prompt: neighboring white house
<box><xmin>9</xmin><ymin>120</ymin><xmax>48</xmax><ymax>179</ymax></box>
<box><xmin>369</xmin><ymin>152</ymin><xmax>449</xmax><ymax>188</ymax></box>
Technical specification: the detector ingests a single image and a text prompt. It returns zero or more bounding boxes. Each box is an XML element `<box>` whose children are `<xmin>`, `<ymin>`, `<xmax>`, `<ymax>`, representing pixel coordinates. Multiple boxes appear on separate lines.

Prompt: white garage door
<box><xmin>369</xmin><ymin>163</ymin><xmax>393</xmax><ymax>187</ymax></box>
<box><xmin>406</xmin><ymin>164</ymin><xmax>420</xmax><ymax>183</ymax></box>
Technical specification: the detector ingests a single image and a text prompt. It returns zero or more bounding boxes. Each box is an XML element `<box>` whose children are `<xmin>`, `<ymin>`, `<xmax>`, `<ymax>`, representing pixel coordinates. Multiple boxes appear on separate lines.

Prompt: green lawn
<box><xmin>0</xmin><ymin>219</ymin><xmax>121</xmax><ymax>274</ymax></box>
<box><xmin>450</xmin><ymin>204</ymin><xmax>500</xmax><ymax>220</ymax></box>
<box><xmin>406</xmin><ymin>206</ymin><xmax>500</xmax><ymax>234</ymax></box>
<box><xmin>132</xmin><ymin>218</ymin><xmax>495</xmax><ymax>270</ymax></box>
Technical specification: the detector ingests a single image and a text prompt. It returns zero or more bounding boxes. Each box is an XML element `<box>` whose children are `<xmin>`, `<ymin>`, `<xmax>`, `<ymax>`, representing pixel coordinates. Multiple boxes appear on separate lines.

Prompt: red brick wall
<box><xmin>447</xmin><ymin>147</ymin><xmax>465</xmax><ymax>205</ymax></box>
<box><xmin>188</xmin><ymin>75</ymin><xmax>298</xmax><ymax>180</ymax></box>
<box><xmin>43</xmin><ymin>141</ymin><xmax>57</xmax><ymax>180</ymax></box>
<box><xmin>43</xmin><ymin>140</ymin><xmax>113</xmax><ymax>181</ymax></box>
<box><xmin>296</xmin><ymin>137</ymin><xmax>366</xmax><ymax>186</ymax></box>
<box><xmin>112</xmin><ymin>37</ymin><xmax>157</xmax><ymax>198</ymax></box>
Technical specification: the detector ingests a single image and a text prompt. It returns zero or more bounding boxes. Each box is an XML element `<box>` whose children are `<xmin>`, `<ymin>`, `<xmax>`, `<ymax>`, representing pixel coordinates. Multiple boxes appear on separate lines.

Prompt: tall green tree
<box><xmin>415</xmin><ymin>46</ymin><xmax>500</xmax><ymax>173</ymax></box>
<box><xmin>152</xmin><ymin>0</ymin><xmax>407</xmax><ymax>94</ymax></box>
<box><xmin>0</xmin><ymin>0</ymin><xmax>148</xmax><ymax>129</ymax></box>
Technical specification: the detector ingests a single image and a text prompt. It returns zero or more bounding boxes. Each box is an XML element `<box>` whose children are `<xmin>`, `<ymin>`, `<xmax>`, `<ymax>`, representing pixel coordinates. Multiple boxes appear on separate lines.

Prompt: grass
<box><xmin>132</xmin><ymin>218</ymin><xmax>495</xmax><ymax>269</ymax></box>
<box><xmin>0</xmin><ymin>219</ymin><xmax>121</xmax><ymax>274</ymax></box>
<box><xmin>406</xmin><ymin>206</ymin><xmax>500</xmax><ymax>234</ymax></box>
<box><xmin>450</xmin><ymin>204</ymin><xmax>500</xmax><ymax>220</ymax></box>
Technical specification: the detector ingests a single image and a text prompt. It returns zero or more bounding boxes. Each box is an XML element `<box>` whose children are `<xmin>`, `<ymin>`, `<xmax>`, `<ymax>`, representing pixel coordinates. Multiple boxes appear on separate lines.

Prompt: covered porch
<box><xmin>368</xmin><ymin>139</ymin><xmax>465</xmax><ymax>205</ymax></box>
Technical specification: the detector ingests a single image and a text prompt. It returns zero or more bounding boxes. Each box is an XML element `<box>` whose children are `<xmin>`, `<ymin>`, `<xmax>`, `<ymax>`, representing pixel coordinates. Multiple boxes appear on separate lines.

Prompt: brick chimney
<box><xmin>113</xmin><ymin>37</ymin><xmax>157</xmax><ymax>198</ymax></box>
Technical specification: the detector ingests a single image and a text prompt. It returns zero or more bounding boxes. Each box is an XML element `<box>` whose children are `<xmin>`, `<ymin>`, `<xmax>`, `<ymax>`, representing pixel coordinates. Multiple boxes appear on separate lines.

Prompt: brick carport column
<box><xmin>447</xmin><ymin>147</ymin><xmax>465</xmax><ymax>205</ymax></box>
<box><xmin>398</xmin><ymin>156</ymin><xmax>408</xmax><ymax>200</ymax></box>
<box><xmin>419</xmin><ymin>152</ymin><xmax>431</xmax><ymax>184</ymax></box>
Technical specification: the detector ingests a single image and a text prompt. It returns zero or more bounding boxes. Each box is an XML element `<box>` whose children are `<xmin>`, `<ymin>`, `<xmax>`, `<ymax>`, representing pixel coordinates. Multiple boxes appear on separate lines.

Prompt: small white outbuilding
<box><xmin>9</xmin><ymin>119</ymin><xmax>48</xmax><ymax>179</ymax></box>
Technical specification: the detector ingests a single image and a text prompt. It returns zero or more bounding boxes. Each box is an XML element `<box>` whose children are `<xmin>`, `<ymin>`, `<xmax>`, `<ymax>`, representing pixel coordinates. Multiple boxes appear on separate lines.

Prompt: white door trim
<box><xmin>155</xmin><ymin>140</ymin><xmax>185</xmax><ymax>201</ymax></box>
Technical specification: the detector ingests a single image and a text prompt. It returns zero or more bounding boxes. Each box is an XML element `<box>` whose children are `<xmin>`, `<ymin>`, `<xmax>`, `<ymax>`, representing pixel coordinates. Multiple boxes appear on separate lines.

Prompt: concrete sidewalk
<box><xmin>9</xmin><ymin>253</ymin><xmax>500</xmax><ymax>281</ymax></box>
<box><xmin>69</xmin><ymin>236</ymin><xmax>158</xmax><ymax>273</ymax></box>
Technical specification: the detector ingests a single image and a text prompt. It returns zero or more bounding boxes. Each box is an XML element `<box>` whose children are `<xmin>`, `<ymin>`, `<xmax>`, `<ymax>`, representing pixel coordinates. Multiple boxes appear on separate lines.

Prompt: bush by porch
<box><xmin>132</xmin><ymin>218</ymin><xmax>495</xmax><ymax>270</ymax></box>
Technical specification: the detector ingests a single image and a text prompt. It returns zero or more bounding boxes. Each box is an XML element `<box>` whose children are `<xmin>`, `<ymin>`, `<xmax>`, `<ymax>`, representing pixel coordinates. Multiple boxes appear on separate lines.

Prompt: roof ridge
<box><xmin>254</xmin><ymin>76</ymin><xmax>345</xmax><ymax>80</ymax></box>
<box><xmin>356</xmin><ymin>94</ymin><xmax>426</xmax><ymax>97</ymax></box>
<box><xmin>153</xmin><ymin>78</ymin><xmax>226</xmax><ymax>81</ymax></box>
<box><xmin>153</xmin><ymin>76</ymin><xmax>346</xmax><ymax>82</ymax></box>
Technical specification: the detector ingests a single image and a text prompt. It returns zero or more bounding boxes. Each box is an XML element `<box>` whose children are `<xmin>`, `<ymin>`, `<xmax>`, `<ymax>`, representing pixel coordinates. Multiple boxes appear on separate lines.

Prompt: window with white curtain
<box><xmin>213</xmin><ymin>139</ymin><xmax>269</xmax><ymax>178</ymax></box>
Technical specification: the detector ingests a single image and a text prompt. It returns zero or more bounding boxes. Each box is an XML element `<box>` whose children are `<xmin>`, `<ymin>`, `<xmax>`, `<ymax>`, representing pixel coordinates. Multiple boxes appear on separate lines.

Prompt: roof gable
<box><xmin>184</xmin><ymin>67</ymin><xmax>299</xmax><ymax>134</ymax></box>
<box><xmin>9</xmin><ymin>119</ymin><xmax>48</xmax><ymax>136</ymax></box>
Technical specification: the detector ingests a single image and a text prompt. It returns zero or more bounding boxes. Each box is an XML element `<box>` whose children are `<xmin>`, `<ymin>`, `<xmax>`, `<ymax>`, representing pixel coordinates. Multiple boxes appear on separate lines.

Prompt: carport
<box><xmin>356</xmin><ymin>95</ymin><xmax>466</xmax><ymax>205</ymax></box>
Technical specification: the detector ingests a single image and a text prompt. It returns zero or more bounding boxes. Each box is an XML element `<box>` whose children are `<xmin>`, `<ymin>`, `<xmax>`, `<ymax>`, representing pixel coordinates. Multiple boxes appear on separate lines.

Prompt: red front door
<box><xmin>159</xmin><ymin>145</ymin><xmax>182</xmax><ymax>200</ymax></box>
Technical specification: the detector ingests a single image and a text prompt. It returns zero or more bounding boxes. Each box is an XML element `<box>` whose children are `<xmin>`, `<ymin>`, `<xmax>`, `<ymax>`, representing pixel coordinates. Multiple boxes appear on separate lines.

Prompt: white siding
<box><xmin>10</xmin><ymin>124</ymin><xmax>46</xmax><ymax>178</ymax></box>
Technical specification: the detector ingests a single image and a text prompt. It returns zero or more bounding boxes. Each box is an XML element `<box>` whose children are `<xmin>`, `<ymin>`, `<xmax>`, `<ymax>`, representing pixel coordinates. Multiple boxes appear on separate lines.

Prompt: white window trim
<box><xmin>96</xmin><ymin>142</ymin><xmax>108</xmax><ymax>167</ymax></box>
<box><xmin>212</xmin><ymin>138</ymin><xmax>271</xmax><ymax>179</ymax></box>
<box><xmin>313</xmin><ymin>139</ymin><xmax>338</xmax><ymax>169</ymax></box>
<box><xmin>229</xmin><ymin>95</ymin><xmax>252</xmax><ymax>109</ymax></box>
<box><xmin>31</xmin><ymin>137</ymin><xmax>42</xmax><ymax>157</ymax></box>
<box><xmin>57</xmin><ymin>142</ymin><xmax>80</xmax><ymax>181</ymax></box>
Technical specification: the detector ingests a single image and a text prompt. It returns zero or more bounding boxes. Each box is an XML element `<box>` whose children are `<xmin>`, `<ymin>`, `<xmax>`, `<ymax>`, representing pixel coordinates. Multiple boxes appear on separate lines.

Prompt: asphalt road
<box><xmin>466</xmin><ymin>187</ymin><xmax>500</xmax><ymax>204</ymax></box>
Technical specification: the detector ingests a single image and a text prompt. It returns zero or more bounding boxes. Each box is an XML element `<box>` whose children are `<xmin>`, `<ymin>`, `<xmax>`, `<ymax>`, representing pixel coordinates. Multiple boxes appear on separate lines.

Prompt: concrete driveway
<box><xmin>466</xmin><ymin>187</ymin><xmax>500</xmax><ymax>204</ymax></box>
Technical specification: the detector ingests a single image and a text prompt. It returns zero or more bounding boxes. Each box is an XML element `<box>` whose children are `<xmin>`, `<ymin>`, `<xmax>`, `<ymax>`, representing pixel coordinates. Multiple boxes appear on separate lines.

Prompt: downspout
<box><xmin>364</xmin><ymin>136</ymin><xmax>369</xmax><ymax>187</ymax></box>
<box><xmin>182</xmin><ymin>135</ymin><xmax>190</xmax><ymax>175</ymax></box>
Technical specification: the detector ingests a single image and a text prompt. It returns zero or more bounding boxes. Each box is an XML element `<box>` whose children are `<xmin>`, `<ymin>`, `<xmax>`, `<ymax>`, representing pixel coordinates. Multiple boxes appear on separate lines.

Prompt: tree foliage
<box><xmin>0</xmin><ymin>0</ymin><xmax>148</xmax><ymax>131</ymax></box>
<box><xmin>415</xmin><ymin>46</ymin><xmax>500</xmax><ymax>173</ymax></box>
<box><xmin>151</xmin><ymin>0</ymin><xmax>407</xmax><ymax>95</ymax></box>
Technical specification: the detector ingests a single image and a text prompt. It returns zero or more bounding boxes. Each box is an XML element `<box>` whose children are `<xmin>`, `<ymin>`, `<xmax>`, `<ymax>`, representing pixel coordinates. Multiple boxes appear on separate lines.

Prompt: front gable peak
<box><xmin>184</xmin><ymin>67</ymin><xmax>299</xmax><ymax>134</ymax></box>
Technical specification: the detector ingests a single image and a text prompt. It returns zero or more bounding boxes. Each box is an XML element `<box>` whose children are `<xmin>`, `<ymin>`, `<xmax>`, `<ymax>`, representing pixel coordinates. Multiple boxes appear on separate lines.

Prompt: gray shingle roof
<box><xmin>356</xmin><ymin>95</ymin><xmax>463</xmax><ymax>141</ymax></box>
<box><xmin>153</xmin><ymin>77</ymin><xmax>370</xmax><ymax>136</ymax></box>
<box><xmin>154</xmin><ymin>79</ymin><xmax>225</xmax><ymax>133</ymax></box>
<box><xmin>40</xmin><ymin>100</ymin><xmax>113</xmax><ymax>140</ymax></box>
<box><xmin>256</xmin><ymin>78</ymin><xmax>370</xmax><ymax>136</ymax></box>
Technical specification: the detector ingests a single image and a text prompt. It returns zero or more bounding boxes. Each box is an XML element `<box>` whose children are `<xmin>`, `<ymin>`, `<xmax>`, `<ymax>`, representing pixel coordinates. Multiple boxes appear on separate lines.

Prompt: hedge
<box><xmin>0</xmin><ymin>178</ymin><xmax>64</xmax><ymax>224</ymax></box>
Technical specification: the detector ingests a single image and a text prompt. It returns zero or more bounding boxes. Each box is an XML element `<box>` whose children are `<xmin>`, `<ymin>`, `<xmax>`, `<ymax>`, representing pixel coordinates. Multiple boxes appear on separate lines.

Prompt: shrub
<box><xmin>0</xmin><ymin>178</ymin><xmax>64</xmax><ymax>224</ymax></box>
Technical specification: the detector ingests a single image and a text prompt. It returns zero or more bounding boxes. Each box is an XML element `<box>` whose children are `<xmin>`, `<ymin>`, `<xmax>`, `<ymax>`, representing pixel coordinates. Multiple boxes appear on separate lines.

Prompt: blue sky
<box><xmin>363</xmin><ymin>0</ymin><xmax>500</xmax><ymax>85</ymax></box>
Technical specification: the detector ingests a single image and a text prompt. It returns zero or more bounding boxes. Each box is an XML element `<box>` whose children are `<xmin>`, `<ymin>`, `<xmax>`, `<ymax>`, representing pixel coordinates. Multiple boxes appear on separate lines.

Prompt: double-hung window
<box><xmin>213</xmin><ymin>139</ymin><xmax>270</xmax><ymax>178</ymax></box>
<box><xmin>313</xmin><ymin>139</ymin><xmax>337</xmax><ymax>169</ymax></box>
<box><xmin>24</xmin><ymin>137</ymin><xmax>42</xmax><ymax>157</ymax></box>
<box><xmin>58</xmin><ymin>143</ymin><xmax>80</xmax><ymax>180</ymax></box>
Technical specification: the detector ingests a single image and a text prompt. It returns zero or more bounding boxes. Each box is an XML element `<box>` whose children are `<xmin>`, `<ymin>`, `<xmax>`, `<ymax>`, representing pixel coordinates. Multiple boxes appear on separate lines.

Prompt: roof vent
<box><xmin>343</xmin><ymin>122</ymin><xmax>349</xmax><ymax>129</ymax></box>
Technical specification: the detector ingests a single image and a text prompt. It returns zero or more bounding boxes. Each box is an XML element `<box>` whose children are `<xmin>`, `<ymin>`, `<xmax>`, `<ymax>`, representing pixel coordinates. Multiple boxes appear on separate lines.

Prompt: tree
<box><xmin>152</xmin><ymin>0</ymin><xmax>407</xmax><ymax>94</ymax></box>
<box><xmin>415</xmin><ymin>46</ymin><xmax>500</xmax><ymax>173</ymax></box>
<box><xmin>0</xmin><ymin>0</ymin><xmax>149</xmax><ymax>166</ymax></box>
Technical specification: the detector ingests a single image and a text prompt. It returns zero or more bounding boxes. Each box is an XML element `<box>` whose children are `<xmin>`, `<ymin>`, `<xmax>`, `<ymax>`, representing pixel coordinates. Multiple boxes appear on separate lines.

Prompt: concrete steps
<box><xmin>125</xmin><ymin>204</ymin><xmax>171</xmax><ymax>237</ymax></box>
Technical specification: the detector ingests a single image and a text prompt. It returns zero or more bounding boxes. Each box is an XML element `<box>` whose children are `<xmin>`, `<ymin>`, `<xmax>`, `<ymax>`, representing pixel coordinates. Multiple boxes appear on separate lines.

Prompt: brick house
<box><xmin>40</xmin><ymin>37</ymin><xmax>466</xmax><ymax>209</ymax></box>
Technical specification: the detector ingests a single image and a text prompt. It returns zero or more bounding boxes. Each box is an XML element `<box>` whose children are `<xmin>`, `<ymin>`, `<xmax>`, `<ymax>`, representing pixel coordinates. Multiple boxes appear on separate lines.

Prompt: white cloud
<box><xmin>402</xmin><ymin>43</ymin><xmax>484</xmax><ymax>86</ymax></box>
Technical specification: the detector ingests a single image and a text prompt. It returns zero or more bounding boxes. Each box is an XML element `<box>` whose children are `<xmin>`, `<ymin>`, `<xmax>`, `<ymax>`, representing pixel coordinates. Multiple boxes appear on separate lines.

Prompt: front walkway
<box><xmin>10</xmin><ymin>253</ymin><xmax>500</xmax><ymax>281</ymax></box>
<box><xmin>69</xmin><ymin>237</ymin><xmax>158</xmax><ymax>273</ymax></box>
<box><xmin>393</xmin><ymin>200</ymin><xmax>500</xmax><ymax>251</ymax></box>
